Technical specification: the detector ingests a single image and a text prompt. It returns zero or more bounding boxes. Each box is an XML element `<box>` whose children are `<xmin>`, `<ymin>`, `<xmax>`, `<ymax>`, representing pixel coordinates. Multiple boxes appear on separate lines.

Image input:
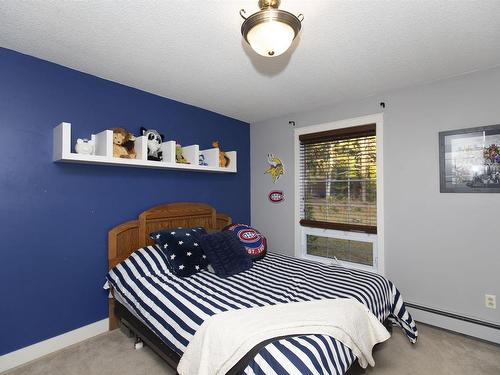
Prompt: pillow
<box><xmin>223</xmin><ymin>224</ymin><xmax>267</xmax><ymax>261</ymax></box>
<box><xmin>108</xmin><ymin>245</ymin><xmax>171</xmax><ymax>279</ymax></box>
<box><xmin>199</xmin><ymin>231</ymin><xmax>252</xmax><ymax>278</ymax></box>
<box><xmin>150</xmin><ymin>227</ymin><xmax>209</xmax><ymax>277</ymax></box>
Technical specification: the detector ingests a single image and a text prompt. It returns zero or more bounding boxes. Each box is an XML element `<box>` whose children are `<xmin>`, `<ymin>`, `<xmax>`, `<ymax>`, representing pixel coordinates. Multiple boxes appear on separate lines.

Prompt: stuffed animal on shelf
<box><xmin>112</xmin><ymin>128</ymin><xmax>136</xmax><ymax>159</ymax></box>
<box><xmin>212</xmin><ymin>141</ymin><xmax>230</xmax><ymax>167</ymax></box>
<box><xmin>140</xmin><ymin>127</ymin><xmax>164</xmax><ymax>161</ymax></box>
<box><xmin>176</xmin><ymin>144</ymin><xmax>189</xmax><ymax>164</ymax></box>
<box><xmin>75</xmin><ymin>138</ymin><xmax>95</xmax><ymax>155</ymax></box>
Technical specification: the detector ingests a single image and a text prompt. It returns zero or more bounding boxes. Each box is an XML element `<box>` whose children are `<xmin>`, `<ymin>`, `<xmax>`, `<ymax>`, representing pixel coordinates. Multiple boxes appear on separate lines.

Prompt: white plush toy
<box><xmin>75</xmin><ymin>138</ymin><xmax>95</xmax><ymax>155</ymax></box>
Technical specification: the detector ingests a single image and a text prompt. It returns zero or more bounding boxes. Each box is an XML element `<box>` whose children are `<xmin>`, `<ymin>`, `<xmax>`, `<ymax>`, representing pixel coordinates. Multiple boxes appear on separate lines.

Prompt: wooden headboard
<box><xmin>107</xmin><ymin>202</ymin><xmax>232</xmax><ymax>329</ymax></box>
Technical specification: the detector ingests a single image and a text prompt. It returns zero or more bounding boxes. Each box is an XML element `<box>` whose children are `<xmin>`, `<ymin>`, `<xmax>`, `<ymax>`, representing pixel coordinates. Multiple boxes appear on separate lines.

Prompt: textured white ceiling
<box><xmin>1</xmin><ymin>0</ymin><xmax>500</xmax><ymax>123</ymax></box>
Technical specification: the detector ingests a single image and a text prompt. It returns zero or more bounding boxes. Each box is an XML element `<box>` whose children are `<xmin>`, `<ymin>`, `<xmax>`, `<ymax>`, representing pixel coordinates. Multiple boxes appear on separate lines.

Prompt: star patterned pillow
<box><xmin>149</xmin><ymin>227</ymin><xmax>209</xmax><ymax>277</ymax></box>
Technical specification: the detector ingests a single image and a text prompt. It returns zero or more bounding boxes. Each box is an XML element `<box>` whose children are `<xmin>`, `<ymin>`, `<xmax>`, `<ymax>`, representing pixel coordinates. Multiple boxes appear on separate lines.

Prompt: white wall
<box><xmin>251</xmin><ymin>66</ymin><xmax>500</xmax><ymax>341</ymax></box>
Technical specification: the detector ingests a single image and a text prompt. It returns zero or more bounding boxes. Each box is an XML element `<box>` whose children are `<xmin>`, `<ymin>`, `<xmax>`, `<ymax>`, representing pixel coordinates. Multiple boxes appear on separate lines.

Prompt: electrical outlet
<box><xmin>485</xmin><ymin>294</ymin><xmax>496</xmax><ymax>309</ymax></box>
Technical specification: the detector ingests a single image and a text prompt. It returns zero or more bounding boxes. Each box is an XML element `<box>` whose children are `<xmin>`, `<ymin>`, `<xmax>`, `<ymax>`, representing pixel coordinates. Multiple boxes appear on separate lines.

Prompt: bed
<box><xmin>106</xmin><ymin>203</ymin><xmax>418</xmax><ymax>374</ymax></box>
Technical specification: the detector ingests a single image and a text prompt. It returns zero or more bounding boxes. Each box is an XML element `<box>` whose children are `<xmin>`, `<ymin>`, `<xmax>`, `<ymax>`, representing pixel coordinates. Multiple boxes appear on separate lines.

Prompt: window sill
<box><xmin>300</xmin><ymin>253</ymin><xmax>378</xmax><ymax>274</ymax></box>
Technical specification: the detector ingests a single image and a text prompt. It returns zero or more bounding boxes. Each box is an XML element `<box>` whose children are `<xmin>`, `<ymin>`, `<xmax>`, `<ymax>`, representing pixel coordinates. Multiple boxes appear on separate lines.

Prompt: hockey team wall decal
<box><xmin>265</xmin><ymin>153</ymin><xmax>285</xmax><ymax>183</ymax></box>
<box><xmin>268</xmin><ymin>190</ymin><xmax>285</xmax><ymax>203</ymax></box>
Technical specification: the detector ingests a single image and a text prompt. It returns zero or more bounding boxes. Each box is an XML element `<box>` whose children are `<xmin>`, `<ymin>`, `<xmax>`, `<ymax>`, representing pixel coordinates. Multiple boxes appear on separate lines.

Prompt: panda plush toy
<box><xmin>140</xmin><ymin>127</ymin><xmax>164</xmax><ymax>161</ymax></box>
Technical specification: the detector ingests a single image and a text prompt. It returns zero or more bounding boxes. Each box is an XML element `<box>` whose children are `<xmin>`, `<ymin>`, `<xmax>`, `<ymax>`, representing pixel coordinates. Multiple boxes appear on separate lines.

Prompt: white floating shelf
<box><xmin>53</xmin><ymin>122</ymin><xmax>237</xmax><ymax>173</ymax></box>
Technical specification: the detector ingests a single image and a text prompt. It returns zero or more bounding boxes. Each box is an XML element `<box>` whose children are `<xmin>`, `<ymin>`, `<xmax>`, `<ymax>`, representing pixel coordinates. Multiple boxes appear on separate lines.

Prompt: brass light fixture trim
<box><xmin>240</xmin><ymin>0</ymin><xmax>304</xmax><ymax>57</ymax></box>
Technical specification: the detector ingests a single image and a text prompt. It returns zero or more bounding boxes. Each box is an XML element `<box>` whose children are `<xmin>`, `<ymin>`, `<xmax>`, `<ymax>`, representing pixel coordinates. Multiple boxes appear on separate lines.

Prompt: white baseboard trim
<box><xmin>0</xmin><ymin>318</ymin><xmax>109</xmax><ymax>373</ymax></box>
<box><xmin>407</xmin><ymin>307</ymin><xmax>500</xmax><ymax>344</ymax></box>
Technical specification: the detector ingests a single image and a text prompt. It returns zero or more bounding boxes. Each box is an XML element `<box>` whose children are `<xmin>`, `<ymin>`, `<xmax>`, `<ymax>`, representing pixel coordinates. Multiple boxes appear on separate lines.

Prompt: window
<box><xmin>306</xmin><ymin>235</ymin><xmax>373</xmax><ymax>266</ymax></box>
<box><xmin>298</xmin><ymin>123</ymin><xmax>378</xmax><ymax>271</ymax></box>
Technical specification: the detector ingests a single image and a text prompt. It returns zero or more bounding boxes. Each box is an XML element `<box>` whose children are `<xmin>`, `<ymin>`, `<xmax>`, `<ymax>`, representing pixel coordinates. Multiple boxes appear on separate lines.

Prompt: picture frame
<box><xmin>439</xmin><ymin>124</ymin><xmax>500</xmax><ymax>193</ymax></box>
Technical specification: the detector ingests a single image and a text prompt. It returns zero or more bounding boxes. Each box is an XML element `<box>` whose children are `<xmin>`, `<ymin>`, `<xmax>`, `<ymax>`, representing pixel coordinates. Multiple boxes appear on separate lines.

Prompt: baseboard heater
<box><xmin>406</xmin><ymin>302</ymin><xmax>500</xmax><ymax>330</ymax></box>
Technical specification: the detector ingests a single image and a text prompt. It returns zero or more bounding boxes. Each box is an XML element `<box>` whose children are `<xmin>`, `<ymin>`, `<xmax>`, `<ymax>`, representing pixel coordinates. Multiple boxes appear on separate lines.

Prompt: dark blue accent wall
<box><xmin>0</xmin><ymin>48</ymin><xmax>250</xmax><ymax>355</ymax></box>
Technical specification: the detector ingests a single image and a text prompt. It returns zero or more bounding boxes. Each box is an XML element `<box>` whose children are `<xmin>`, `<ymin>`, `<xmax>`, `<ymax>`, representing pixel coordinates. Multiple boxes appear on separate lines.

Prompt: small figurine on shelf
<box><xmin>212</xmin><ymin>141</ymin><xmax>230</xmax><ymax>167</ymax></box>
<box><xmin>75</xmin><ymin>138</ymin><xmax>95</xmax><ymax>155</ymax></box>
<box><xmin>199</xmin><ymin>154</ymin><xmax>208</xmax><ymax>166</ymax></box>
<box><xmin>176</xmin><ymin>144</ymin><xmax>190</xmax><ymax>164</ymax></box>
<box><xmin>140</xmin><ymin>127</ymin><xmax>164</xmax><ymax>161</ymax></box>
<box><xmin>112</xmin><ymin>128</ymin><xmax>136</xmax><ymax>159</ymax></box>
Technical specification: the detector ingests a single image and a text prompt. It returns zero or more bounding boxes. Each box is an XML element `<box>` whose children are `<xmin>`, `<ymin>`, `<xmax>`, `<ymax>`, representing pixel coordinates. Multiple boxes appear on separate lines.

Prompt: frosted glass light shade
<box><xmin>240</xmin><ymin>5</ymin><xmax>303</xmax><ymax>58</ymax></box>
<box><xmin>246</xmin><ymin>20</ymin><xmax>295</xmax><ymax>57</ymax></box>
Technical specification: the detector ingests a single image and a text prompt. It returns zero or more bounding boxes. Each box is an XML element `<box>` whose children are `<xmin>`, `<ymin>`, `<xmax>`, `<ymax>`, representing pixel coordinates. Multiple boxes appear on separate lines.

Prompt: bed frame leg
<box><xmin>134</xmin><ymin>336</ymin><xmax>144</xmax><ymax>350</ymax></box>
<box><xmin>383</xmin><ymin>319</ymin><xmax>394</xmax><ymax>334</ymax></box>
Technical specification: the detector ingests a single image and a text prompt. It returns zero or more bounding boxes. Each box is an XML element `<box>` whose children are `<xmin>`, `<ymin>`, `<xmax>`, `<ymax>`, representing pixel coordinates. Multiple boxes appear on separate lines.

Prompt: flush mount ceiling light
<box><xmin>240</xmin><ymin>0</ymin><xmax>303</xmax><ymax>57</ymax></box>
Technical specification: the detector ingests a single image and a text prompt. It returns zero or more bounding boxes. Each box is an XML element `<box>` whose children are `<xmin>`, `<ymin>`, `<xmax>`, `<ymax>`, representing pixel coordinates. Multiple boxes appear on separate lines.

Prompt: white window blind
<box><xmin>299</xmin><ymin>124</ymin><xmax>377</xmax><ymax>234</ymax></box>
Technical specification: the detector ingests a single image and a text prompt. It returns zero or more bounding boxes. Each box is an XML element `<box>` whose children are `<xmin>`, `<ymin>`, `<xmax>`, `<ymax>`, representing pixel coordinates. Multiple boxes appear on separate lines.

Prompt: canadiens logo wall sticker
<box><xmin>268</xmin><ymin>190</ymin><xmax>284</xmax><ymax>203</ymax></box>
<box><xmin>265</xmin><ymin>153</ymin><xmax>286</xmax><ymax>204</ymax></box>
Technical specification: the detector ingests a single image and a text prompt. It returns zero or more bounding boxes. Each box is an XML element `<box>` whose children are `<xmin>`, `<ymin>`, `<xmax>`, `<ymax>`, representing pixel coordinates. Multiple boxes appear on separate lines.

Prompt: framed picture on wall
<box><xmin>439</xmin><ymin>124</ymin><xmax>500</xmax><ymax>193</ymax></box>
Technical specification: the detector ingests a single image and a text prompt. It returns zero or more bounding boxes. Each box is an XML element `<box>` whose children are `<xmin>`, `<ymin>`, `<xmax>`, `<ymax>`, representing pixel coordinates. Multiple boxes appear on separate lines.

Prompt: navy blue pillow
<box><xmin>199</xmin><ymin>231</ymin><xmax>252</xmax><ymax>278</ymax></box>
<box><xmin>150</xmin><ymin>227</ymin><xmax>209</xmax><ymax>277</ymax></box>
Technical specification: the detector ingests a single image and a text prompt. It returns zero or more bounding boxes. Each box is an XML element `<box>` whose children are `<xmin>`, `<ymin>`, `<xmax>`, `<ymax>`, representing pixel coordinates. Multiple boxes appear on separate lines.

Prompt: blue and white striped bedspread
<box><xmin>107</xmin><ymin>248</ymin><xmax>418</xmax><ymax>375</ymax></box>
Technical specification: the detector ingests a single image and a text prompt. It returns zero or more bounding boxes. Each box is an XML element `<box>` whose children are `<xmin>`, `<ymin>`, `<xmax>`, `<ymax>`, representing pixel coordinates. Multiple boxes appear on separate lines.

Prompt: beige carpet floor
<box><xmin>4</xmin><ymin>323</ymin><xmax>500</xmax><ymax>375</ymax></box>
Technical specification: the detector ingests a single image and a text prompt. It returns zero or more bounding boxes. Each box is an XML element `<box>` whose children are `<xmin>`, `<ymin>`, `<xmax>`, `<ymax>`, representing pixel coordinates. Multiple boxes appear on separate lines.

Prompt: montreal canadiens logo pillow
<box><xmin>224</xmin><ymin>224</ymin><xmax>267</xmax><ymax>261</ymax></box>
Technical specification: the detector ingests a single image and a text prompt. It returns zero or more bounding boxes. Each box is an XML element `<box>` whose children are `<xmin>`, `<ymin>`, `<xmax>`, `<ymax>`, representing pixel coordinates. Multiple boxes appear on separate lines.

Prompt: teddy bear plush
<box><xmin>212</xmin><ymin>141</ymin><xmax>230</xmax><ymax>167</ymax></box>
<box><xmin>112</xmin><ymin>128</ymin><xmax>136</xmax><ymax>158</ymax></box>
<box><xmin>140</xmin><ymin>127</ymin><xmax>164</xmax><ymax>161</ymax></box>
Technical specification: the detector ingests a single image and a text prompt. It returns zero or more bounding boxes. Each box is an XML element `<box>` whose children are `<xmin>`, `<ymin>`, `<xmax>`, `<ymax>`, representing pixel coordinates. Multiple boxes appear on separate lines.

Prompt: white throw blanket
<box><xmin>177</xmin><ymin>298</ymin><xmax>390</xmax><ymax>375</ymax></box>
